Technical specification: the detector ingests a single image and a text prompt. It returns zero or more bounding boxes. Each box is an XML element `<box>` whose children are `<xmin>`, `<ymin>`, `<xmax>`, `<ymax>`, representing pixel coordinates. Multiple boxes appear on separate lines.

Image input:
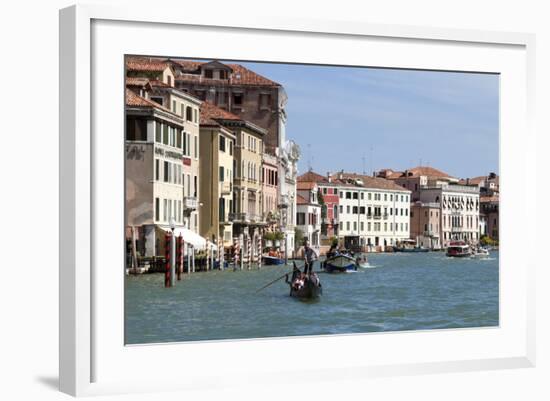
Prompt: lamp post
<box><xmin>169</xmin><ymin>217</ymin><xmax>176</xmax><ymax>287</ymax></box>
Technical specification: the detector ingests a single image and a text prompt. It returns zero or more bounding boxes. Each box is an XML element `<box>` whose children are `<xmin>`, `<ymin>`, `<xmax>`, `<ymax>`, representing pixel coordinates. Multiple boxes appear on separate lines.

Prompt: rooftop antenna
<box><xmin>307</xmin><ymin>143</ymin><xmax>312</xmax><ymax>171</ymax></box>
<box><xmin>369</xmin><ymin>146</ymin><xmax>373</xmax><ymax>175</ymax></box>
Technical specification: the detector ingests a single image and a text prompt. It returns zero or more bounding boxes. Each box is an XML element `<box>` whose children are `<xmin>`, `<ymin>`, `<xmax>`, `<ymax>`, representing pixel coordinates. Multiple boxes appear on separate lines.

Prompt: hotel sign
<box><xmin>155</xmin><ymin>147</ymin><xmax>183</xmax><ymax>161</ymax></box>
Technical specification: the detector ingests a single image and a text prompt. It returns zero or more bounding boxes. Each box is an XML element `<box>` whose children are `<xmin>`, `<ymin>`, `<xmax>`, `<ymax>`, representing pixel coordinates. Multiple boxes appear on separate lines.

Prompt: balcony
<box><xmin>366</xmin><ymin>214</ymin><xmax>373</xmax><ymax>220</ymax></box>
<box><xmin>183</xmin><ymin>197</ymin><xmax>198</xmax><ymax>211</ymax></box>
<box><xmin>220</xmin><ymin>181</ymin><xmax>232</xmax><ymax>195</ymax></box>
<box><xmin>228</xmin><ymin>212</ymin><xmax>266</xmax><ymax>226</ymax></box>
<box><xmin>373</xmin><ymin>215</ymin><xmax>382</xmax><ymax>220</ymax></box>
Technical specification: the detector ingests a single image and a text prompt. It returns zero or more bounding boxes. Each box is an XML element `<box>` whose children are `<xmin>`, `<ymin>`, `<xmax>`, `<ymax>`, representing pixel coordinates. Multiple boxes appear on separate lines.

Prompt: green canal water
<box><xmin>125</xmin><ymin>251</ymin><xmax>499</xmax><ymax>344</ymax></box>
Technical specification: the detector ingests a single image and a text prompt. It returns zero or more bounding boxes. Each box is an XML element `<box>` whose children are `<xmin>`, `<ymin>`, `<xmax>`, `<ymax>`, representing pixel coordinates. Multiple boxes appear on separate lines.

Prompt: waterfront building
<box><xmin>410</xmin><ymin>201</ymin><xmax>441</xmax><ymax>249</ymax></box>
<box><xmin>126</xmin><ymin>56</ymin><xmax>301</xmax><ymax>258</ymax></box>
<box><xmin>377</xmin><ymin>166</ymin><xmax>457</xmax><ymax>201</ymax></box>
<box><xmin>297</xmin><ymin>171</ymin><xmax>340</xmax><ymax>244</ymax></box>
<box><xmin>125</xmin><ymin>87</ymin><xmax>201</xmax><ymax>257</ymax></box>
<box><xmin>417</xmin><ymin>184</ymin><xmax>480</xmax><ymax>246</ymax></box>
<box><xmin>335</xmin><ymin>172</ymin><xmax>412</xmax><ymax>250</ymax></box>
<box><xmin>198</xmin><ymin>102</ymin><xmax>237</xmax><ymax>249</ymax></box>
<box><xmin>461</xmin><ymin>173</ymin><xmax>499</xmax><ymax>241</ymax></box>
<box><xmin>296</xmin><ymin>182</ymin><xmax>321</xmax><ymax>251</ymax></box>
<box><xmin>378</xmin><ymin>166</ymin><xmax>481</xmax><ymax>248</ymax></box>
<box><xmin>261</xmin><ymin>152</ymin><xmax>280</xmax><ymax>230</ymax></box>
<box><xmin>200</xmin><ymin>106</ymin><xmax>268</xmax><ymax>256</ymax></box>
<box><xmin>167</xmin><ymin>59</ymin><xmax>287</xmax><ymax>153</ymax></box>
<box><xmin>480</xmin><ymin>194</ymin><xmax>499</xmax><ymax>240</ymax></box>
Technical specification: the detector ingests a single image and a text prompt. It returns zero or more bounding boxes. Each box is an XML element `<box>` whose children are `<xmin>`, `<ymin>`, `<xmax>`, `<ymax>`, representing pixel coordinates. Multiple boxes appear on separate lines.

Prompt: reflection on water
<box><xmin>125</xmin><ymin>251</ymin><xmax>499</xmax><ymax>344</ymax></box>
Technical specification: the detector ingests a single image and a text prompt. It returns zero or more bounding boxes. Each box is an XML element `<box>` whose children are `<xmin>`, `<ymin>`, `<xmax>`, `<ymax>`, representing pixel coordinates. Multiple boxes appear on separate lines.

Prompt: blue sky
<box><xmin>231</xmin><ymin>61</ymin><xmax>499</xmax><ymax>179</ymax></box>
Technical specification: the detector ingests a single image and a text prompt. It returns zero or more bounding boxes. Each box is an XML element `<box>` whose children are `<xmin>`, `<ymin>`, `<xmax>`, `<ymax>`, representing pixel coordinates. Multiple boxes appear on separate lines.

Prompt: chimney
<box><xmin>327</xmin><ymin>172</ymin><xmax>332</xmax><ymax>183</ymax></box>
<box><xmin>338</xmin><ymin>170</ymin><xmax>343</xmax><ymax>180</ymax></box>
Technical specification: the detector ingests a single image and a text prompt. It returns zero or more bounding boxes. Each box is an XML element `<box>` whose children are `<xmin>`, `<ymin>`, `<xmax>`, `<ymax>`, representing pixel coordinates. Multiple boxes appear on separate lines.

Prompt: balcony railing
<box><xmin>183</xmin><ymin>197</ymin><xmax>198</xmax><ymax>211</ymax></box>
<box><xmin>373</xmin><ymin>215</ymin><xmax>382</xmax><ymax>220</ymax></box>
<box><xmin>220</xmin><ymin>181</ymin><xmax>232</xmax><ymax>195</ymax></box>
<box><xmin>228</xmin><ymin>212</ymin><xmax>266</xmax><ymax>225</ymax></box>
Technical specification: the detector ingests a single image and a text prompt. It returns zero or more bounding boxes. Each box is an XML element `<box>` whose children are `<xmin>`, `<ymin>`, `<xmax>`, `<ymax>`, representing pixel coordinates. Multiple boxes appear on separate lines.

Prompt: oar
<box><xmin>254</xmin><ymin>271</ymin><xmax>292</xmax><ymax>293</ymax></box>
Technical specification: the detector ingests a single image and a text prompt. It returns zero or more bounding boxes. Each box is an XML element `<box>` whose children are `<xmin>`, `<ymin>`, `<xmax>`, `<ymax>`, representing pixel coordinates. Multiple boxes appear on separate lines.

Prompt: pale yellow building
<box><xmin>198</xmin><ymin>102</ymin><xmax>236</xmax><ymax>248</ymax></box>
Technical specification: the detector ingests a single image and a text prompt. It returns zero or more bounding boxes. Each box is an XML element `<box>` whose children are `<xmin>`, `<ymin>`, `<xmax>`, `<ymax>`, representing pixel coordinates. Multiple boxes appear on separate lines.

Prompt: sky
<box><xmin>236</xmin><ymin>61</ymin><xmax>499</xmax><ymax>180</ymax></box>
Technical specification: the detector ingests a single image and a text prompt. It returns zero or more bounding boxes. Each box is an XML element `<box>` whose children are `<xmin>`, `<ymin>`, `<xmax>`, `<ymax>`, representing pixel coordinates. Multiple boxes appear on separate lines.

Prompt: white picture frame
<box><xmin>59</xmin><ymin>4</ymin><xmax>536</xmax><ymax>397</ymax></box>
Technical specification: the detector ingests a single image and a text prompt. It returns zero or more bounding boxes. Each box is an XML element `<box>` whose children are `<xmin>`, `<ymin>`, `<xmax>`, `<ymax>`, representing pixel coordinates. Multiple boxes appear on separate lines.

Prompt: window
<box><xmin>353</xmin><ymin>222</ymin><xmax>357</xmax><ymax>231</ymax></box>
<box><xmin>368</xmin><ymin>193</ymin><xmax>372</xmax><ymax>200</ymax></box>
<box><xmin>346</xmin><ymin>206</ymin><xmax>350</xmax><ymax>214</ymax></box>
<box><xmin>163</xmin><ymin>161</ymin><xmax>169</xmax><ymax>182</ymax></box>
<box><xmin>126</xmin><ymin>117</ymin><xmax>147</xmax><ymax>141</ymax></box>
<box><xmin>176</xmin><ymin>130</ymin><xmax>182</xmax><ymax>149</ymax></box>
<box><xmin>360</xmin><ymin>192</ymin><xmax>364</xmax><ymax>200</ymax></box>
<box><xmin>193</xmin><ymin>175</ymin><xmax>197</xmax><ymax>197</ymax></box>
<box><xmin>186</xmin><ymin>106</ymin><xmax>193</xmax><ymax>122</ymax></box>
<box><xmin>259</xmin><ymin>93</ymin><xmax>271</xmax><ymax>109</ymax></box>
<box><xmin>219</xmin><ymin>166</ymin><xmax>224</xmax><ymax>182</ymax></box>
<box><xmin>346</xmin><ymin>222</ymin><xmax>350</xmax><ymax>231</ymax></box>
<box><xmin>384</xmin><ymin>194</ymin><xmax>387</xmax><ymax>201</ymax></box>
<box><xmin>229</xmin><ymin>140</ymin><xmax>233</xmax><ymax>156</ymax></box>
<box><xmin>340</xmin><ymin>191</ymin><xmax>343</xmax><ymax>198</ymax></box>
<box><xmin>163</xmin><ymin>124</ymin><xmax>169</xmax><ymax>145</ymax></box>
<box><xmin>353</xmin><ymin>192</ymin><xmax>358</xmax><ymax>199</ymax></box>
<box><xmin>360</xmin><ymin>222</ymin><xmax>364</xmax><ymax>231</ymax></box>
<box><xmin>352</xmin><ymin>206</ymin><xmax>358</xmax><ymax>214</ymax></box>
<box><xmin>205</xmin><ymin>69</ymin><xmax>213</xmax><ymax>78</ymax></box>
<box><xmin>151</xmin><ymin>96</ymin><xmax>163</xmax><ymax>106</ymax></box>
<box><xmin>155</xmin><ymin>198</ymin><xmax>160</xmax><ymax>221</ymax></box>
<box><xmin>296</xmin><ymin>212</ymin><xmax>306</xmax><ymax>225</ymax></box>
<box><xmin>172</xmin><ymin>100</ymin><xmax>177</xmax><ymax>112</ymax></box>
<box><xmin>339</xmin><ymin>205</ymin><xmax>343</xmax><ymax>213</ymax></box>
<box><xmin>219</xmin><ymin>135</ymin><xmax>226</xmax><ymax>152</ymax></box>
<box><xmin>219</xmin><ymin>70</ymin><xmax>228</xmax><ymax>79</ymax></box>
<box><xmin>233</xmin><ymin>93</ymin><xmax>243</xmax><ymax>106</ymax></box>
<box><xmin>155</xmin><ymin>122</ymin><xmax>161</xmax><ymax>143</ymax></box>
<box><xmin>155</xmin><ymin>159</ymin><xmax>160</xmax><ymax>181</ymax></box>
<box><xmin>163</xmin><ymin>199</ymin><xmax>167</xmax><ymax>221</ymax></box>
<box><xmin>360</xmin><ymin>206</ymin><xmax>365</xmax><ymax>214</ymax></box>
<box><xmin>346</xmin><ymin>192</ymin><xmax>351</xmax><ymax>199</ymax></box>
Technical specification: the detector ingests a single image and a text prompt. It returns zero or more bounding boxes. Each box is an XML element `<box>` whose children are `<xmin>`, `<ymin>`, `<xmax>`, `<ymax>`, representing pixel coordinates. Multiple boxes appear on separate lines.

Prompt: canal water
<box><xmin>125</xmin><ymin>251</ymin><xmax>499</xmax><ymax>344</ymax></box>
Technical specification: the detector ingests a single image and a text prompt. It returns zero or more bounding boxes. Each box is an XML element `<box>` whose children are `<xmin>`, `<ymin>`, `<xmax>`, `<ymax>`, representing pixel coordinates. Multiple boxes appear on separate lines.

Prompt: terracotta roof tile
<box><xmin>296</xmin><ymin>194</ymin><xmax>308</xmax><ymax>205</ymax></box>
<box><xmin>297</xmin><ymin>181</ymin><xmax>317</xmax><ymax>190</ymax></box>
<box><xmin>298</xmin><ymin>171</ymin><xmax>328</xmax><ymax>183</ymax></box>
<box><xmin>125</xmin><ymin>88</ymin><xmax>179</xmax><ymax>117</ymax></box>
<box><xmin>170</xmin><ymin>59</ymin><xmax>280</xmax><ymax>86</ymax></box>
<box><xmin>200</xmin><ymin>101</ymin><xmax>241</xmax><ymax>125</ymax></box>
<box><xmin>338</xmin><ymin>172</ymin><xmax>411</xmax><ymax>192</ymax></box>
<box><xmin>126</xmin><ymin>77</ymin><xmax>150</xmax><ymax>87</ymax></box>
<box><xmin>126</xmin><ymin>57</ymin><xmax>170</xmax><ymax>73</ymax></box>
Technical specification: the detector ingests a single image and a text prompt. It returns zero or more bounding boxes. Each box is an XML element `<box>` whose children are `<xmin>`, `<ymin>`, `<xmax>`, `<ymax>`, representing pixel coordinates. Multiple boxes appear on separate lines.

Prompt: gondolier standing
<box><xmin>302</xmin><ymin>239</ymin><xmax>318</xmax><ymax>276</ymax></box>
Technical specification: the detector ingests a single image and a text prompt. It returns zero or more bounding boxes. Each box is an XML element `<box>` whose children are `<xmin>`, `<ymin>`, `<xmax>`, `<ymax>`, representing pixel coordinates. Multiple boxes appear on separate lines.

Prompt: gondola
<box><xmin>286</xmin><ymin>264</ymin><xmax>322</xmax><ymax>300</ymax></box>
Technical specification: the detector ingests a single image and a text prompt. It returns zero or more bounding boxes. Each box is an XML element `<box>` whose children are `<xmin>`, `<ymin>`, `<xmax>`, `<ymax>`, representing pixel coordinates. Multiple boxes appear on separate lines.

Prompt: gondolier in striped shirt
<box><xmin>302</xmin><ymin>239</ymin><xmax>318</xmax><ymax>276</ymax></box>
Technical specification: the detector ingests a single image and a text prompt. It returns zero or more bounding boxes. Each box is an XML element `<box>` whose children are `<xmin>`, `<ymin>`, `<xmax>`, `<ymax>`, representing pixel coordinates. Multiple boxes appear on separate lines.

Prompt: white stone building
<box><xmin>334</xmin><ymin>173</ymin><xmax>412</xmax><ymax>250</ymax></box>
<box><xmin>418</xmin><ymin>184</ymin><xmax>480</xmax><ymax>247</ymax></box>
<box><xmin>296</xmin><ymin>182</ymin><xmax>321</xmax><ymax>251</ymax></box>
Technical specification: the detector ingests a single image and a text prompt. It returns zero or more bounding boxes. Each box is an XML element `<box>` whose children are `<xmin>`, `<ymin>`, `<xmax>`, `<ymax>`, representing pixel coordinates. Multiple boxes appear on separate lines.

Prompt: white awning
<box><xmin>158</xmin><ymin>226</ymin><xmax>217</xmax><ymax>250</ymax></box>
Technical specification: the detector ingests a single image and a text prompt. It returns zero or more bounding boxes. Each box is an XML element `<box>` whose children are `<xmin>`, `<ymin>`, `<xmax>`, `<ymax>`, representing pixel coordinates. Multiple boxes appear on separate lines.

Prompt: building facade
<box><xmin>198</xmin><ymin>102</ymin><xmax>236</xmax><ymax>248</ymax></box>
<box><xmin>297</xmin><ymin>171</ymin><xmax>340</xmax><ymax>244</ymax></box>
<box><xmin>296</xmin><ymin>183</ymin><xmax>321</xmax><ymax>251</ymax></box>
<box><xmin>125</xmin><ymin>88</ymin><xmax>198</xmax><ymax>257</ymax></box>
<box><xmin>418</xmin><ymin>185</ymin><xmax>480</xmax><ymax>247</ymax></box>
<box><xmin>261</xmin><ymin>152</ymin><xmax>279</xmax><ymax>229</ymax></box>
<box><xmin>410</xmin><ymin>202</ymin><xmax>441</xmax><ymax>249</ymax></box>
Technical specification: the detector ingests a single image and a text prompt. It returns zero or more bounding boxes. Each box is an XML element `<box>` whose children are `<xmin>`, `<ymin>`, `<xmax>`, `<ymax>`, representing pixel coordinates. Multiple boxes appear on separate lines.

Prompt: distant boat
<box><xmin>355</xmin><ymin>253</ymin><xmax>370</xmax><ymax>268</ymax></box>
<box><xmin>446</xmin><ymin>241</ymin><xmax>471</xmax><ymax>257</ymax></box>
<box><xmin>324</xmin><ymin>253</ymin><xmax>358</xmax><ymax>273</ymax></box>
<box><xmin>470</xmin><ymin>247</ymin><xmax>490</xmax><ymax>259</ymax></box>
<box><xmin>394</xmin><ymin>239</ymin><xmax>429</xmax><ymax>253</ymax></box>
<box><xmin>262</xmin><ymin>255</ymin><xmax>285</xmax><ymax>265</ymax></box>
